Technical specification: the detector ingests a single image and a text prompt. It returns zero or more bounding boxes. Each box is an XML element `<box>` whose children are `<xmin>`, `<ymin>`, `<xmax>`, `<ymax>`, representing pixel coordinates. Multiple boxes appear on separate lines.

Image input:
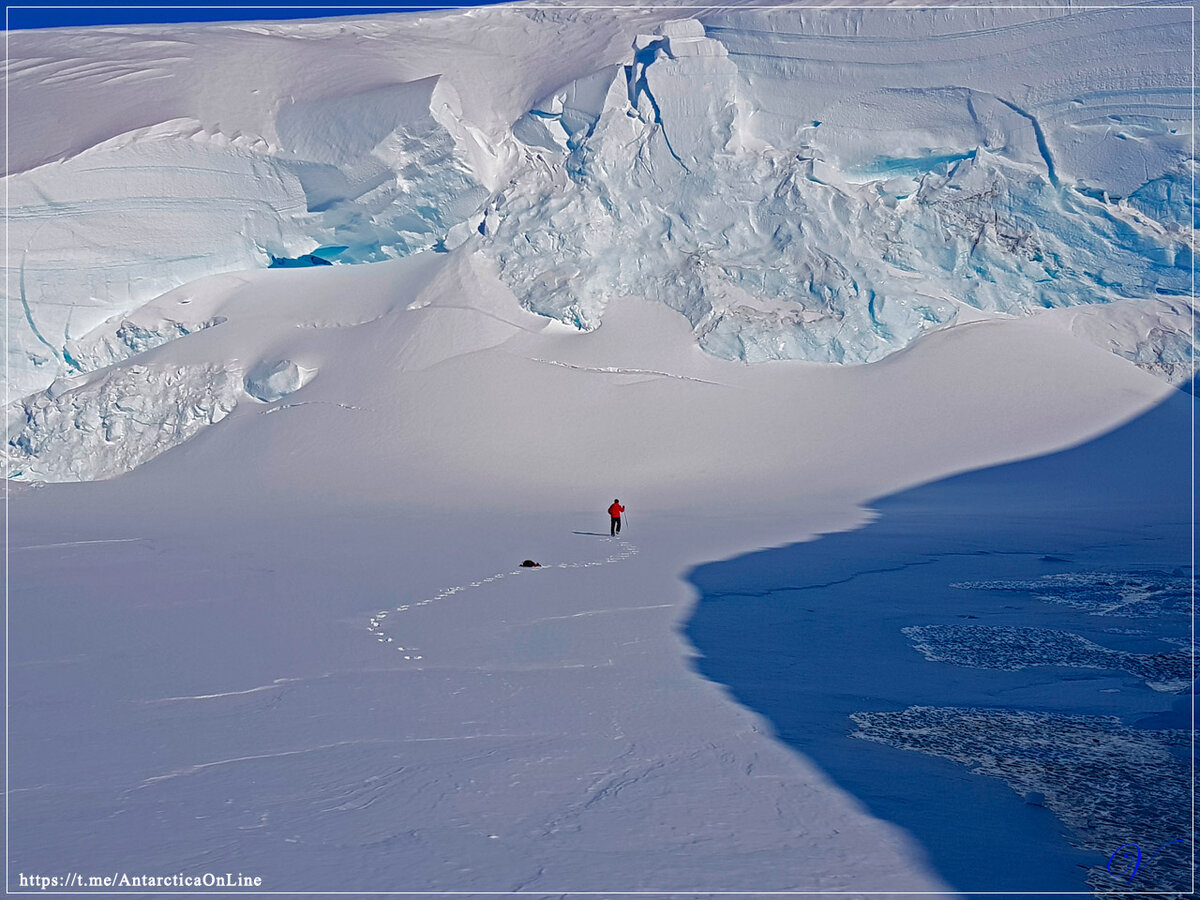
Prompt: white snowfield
<box><xmin>2</xmin><ymin>2</ymin><xmax>1191</xmax><ymax>896</ymax></box>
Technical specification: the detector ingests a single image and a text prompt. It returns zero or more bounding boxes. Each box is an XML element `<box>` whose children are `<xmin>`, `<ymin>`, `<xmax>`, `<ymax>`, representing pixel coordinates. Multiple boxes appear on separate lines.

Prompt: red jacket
<box><xmin>608</xmin><ymin>503</ymin><xmax>625</xmax><ymax>518</ymax></box>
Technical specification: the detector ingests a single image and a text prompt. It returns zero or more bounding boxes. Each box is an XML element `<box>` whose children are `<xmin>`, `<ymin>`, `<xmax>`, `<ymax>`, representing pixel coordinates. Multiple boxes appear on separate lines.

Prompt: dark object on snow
<box><xmin>520</xmin><ymin>560</ymin><xmax>542</xmax><ymax>568</ymax></box>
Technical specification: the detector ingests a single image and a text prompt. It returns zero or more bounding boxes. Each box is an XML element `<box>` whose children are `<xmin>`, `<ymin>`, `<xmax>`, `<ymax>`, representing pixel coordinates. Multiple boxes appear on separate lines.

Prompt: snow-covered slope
<box><xmin>5</xmin><ymin>3</ymin><xmax>1193</xmax><ymax>450</ymax></box>
<box><xmin>4</xmin><ymin>6</ymin><xmax>668</xmax><ymax>400</ymax></box>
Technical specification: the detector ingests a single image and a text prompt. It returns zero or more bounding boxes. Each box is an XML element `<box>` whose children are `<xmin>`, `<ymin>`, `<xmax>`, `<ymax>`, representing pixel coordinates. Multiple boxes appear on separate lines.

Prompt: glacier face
<box><xmin>8</xmin><ymin>361</ymin><xmax>242</xmax><ymax>482</ymax></box>
<box><xmin>5</xmin><ymin>75</ymin><xmax>492</xmax><ymax>400</ymax></box>
<box><xmin>479</xmin><ymin>10</ymin><xmax>1193</xmax><ymax>366</ymax></box>
<box><xmin>3</xmin><ymin>4</ymin><xmax>1195</xmax><ymax>482</ymax></box>
<box><xmin>6</xmin><ymin>4</ymin><xmax>1193</xmax><ymax>388</ymax></box>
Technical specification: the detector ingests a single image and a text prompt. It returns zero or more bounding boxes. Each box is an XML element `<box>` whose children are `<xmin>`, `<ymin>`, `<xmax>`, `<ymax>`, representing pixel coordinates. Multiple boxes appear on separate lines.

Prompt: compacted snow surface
<box><xmin>3</xmin><ymin>2</ymin><xmax>1194</xmax><ymax>897</ymax></box>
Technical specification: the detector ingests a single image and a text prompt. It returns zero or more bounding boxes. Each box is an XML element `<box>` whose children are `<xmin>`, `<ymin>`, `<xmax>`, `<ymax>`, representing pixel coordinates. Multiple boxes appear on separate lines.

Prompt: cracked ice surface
<box><xmin>6</xmin><ymin>362</ymin><xmax>241</xmax><ymax>482</ymax></box>
<box><xmin>5</xmin><ymin>78</ymin><xmax>489</xmax><ymax>399</ymax></box>
<box><xmin>483</xmin><ymin>15</ymin><xmax>1193</xmax><ymax>367</ymax></box>
<box><xmin>850</xmin><ymin>707</ymin><xmax>1191</xmax><ymax>896</ymax></box>
<box><xmin>950</xmin><ymin>571</ymin><xmax>1191</xmax><ymax>618</ymax></box>
<box><xmin>902</xmin><ymin>624</ymin><xmax>1191</xmax><ymax>693</ymax></box>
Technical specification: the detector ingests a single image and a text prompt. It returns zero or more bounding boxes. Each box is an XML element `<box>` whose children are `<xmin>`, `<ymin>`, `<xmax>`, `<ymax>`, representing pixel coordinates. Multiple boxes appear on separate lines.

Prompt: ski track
<box><xmin>140</xmin><ymin>678</ymin><xmax>306</xmax><ymax>705</ymax></box>
<box><xmin>14</xmin><ymin>537</ymin><xmax>145</xmax><ymax>551</ymax></box>
<box><xmin>528</xmin><ymin>358</ymin><xmax>725</xmax><ymax>386</ymax></box>
<box><xmin>260</xmin><ymin>400</ymin><xmax>370</xmax><ymax>416</ymax></box>
<box><xmin>365</xmin><ymin>539</ymin><xmax>639</xmax><ymax>661</ymax></box>
<box><xmin>521</xmin><ymin>603</ymin><xmax>674</xmax><ymax>625</ymax></box>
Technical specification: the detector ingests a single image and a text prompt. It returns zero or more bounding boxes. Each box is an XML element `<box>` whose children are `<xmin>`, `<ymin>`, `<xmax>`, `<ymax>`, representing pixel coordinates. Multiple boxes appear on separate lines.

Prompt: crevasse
<box><xmin>482</xmin><ymin>17</ymin><xmax>1193</xmax><ymax>370</ymax></box>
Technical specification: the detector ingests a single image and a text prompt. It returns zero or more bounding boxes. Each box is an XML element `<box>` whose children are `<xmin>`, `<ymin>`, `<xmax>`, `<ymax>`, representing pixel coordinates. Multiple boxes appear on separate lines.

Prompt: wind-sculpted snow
<box><xmin>483</xmin><ymin>15</ymin><xmax>1192</xmax><ymax>366</ymax></box>
<box><xmin>902</xmin><ymin>624</ymin><xmax>1191</xmax><ymax>693</ymax></box>
<box><xmin>850</xmin><ymin>707</ymin><xmax>1191</xmax><ymax>896</ymax></box>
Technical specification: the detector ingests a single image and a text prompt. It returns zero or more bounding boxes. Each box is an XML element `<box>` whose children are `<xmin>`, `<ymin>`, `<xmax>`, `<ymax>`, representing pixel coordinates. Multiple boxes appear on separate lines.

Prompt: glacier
<box><xmin>482</xmin><ymin>10</ymin><xmax>1192</xmax><ymax>365</ymax></box>
<box><xmin>5</xmin><ymin>76</ymin><xmax>491</xmax><ymax>400</ymax></box>
<box><xmin>3</xmin><ymin>3</ymin><xmax>1194</xmax><ymax>482</ymax></box>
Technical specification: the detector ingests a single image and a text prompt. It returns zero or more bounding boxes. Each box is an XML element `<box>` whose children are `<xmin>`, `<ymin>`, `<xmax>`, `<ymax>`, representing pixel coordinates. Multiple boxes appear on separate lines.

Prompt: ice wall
<box><xmin>5</xmin><ymin>75</ymin><xmax>491</xmax><ymax>399</ymax></box>
<box><xmin>6</xmin><ymin>4</ymin><xmax>1192</xmax><ymax>398</ymax></box>
<box><xmin>482</xmin><ymin>9</ymin><xmax>1194</xmax><ymax>367</ymax></box>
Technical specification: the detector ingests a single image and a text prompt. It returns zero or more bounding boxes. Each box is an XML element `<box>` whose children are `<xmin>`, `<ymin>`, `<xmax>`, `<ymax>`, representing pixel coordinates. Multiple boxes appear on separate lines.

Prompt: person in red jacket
<box><xmin>608</xmin><ymin>499</ymin><xmax>625</xmax><ymax>536</ymax></box>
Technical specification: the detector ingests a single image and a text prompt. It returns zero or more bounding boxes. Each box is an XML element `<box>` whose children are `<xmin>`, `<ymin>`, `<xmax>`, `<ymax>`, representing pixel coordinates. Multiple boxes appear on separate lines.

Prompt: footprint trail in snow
<box><xmin>366</xmin><ymin>539</ymin><xmax>638</xmax><ymax>660</ymax></box>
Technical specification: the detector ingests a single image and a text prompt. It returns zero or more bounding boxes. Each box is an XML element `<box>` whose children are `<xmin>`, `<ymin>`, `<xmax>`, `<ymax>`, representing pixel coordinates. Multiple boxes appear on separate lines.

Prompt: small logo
<box><xmin>1107</xmin><ymin>839</ymin><xmax>1187</xmax><ymax>884</ymax></box>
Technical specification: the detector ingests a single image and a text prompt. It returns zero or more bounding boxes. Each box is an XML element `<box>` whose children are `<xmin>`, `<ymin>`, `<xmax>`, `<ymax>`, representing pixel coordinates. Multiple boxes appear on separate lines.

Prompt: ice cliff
<box><xmin>6</xmin><ymin>74</ymin><xmax>491</xmax><ymax>399</ymax></box>
<box><xmin>4</xmin><ymin>4</ymin><xmax>1194</xmax><ymax>481</ymax></box>
<box><xmin>482</xmin><ymin>11</ymin><xmax>1192</xmax><ymax>366</ymax></box>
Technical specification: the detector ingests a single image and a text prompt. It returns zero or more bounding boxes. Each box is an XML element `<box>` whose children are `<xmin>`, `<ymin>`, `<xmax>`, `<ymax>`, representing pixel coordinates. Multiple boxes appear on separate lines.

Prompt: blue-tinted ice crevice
<box><xmin>5</xmin><ymin>76</ymin><xmax>495</xmax><ymax>401</ymax></box>
<box><xmin>993</xmin><ymin>97</ymin><xmax>1060</xmax><ymax>189</ymax></box>
<box><xmin>485</xmin><ymin>18</ymin><xmax>1195</xmax><ymax>375</ymax></box>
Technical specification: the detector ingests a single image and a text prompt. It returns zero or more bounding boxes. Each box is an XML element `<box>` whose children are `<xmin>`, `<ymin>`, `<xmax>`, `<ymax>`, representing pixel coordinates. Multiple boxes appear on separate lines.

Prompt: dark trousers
<box><xmin>610</xmin><ymin>516</ymin><xmax>621</xmax><ymax>536</ymax></box>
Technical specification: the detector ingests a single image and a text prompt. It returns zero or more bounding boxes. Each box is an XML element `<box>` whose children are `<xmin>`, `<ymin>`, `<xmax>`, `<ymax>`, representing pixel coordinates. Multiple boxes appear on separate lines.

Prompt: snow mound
<box><xmin>244</xmin><ymin>359</ymin><xmax>316</xmax><ymax>403</ymax></box>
